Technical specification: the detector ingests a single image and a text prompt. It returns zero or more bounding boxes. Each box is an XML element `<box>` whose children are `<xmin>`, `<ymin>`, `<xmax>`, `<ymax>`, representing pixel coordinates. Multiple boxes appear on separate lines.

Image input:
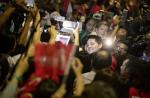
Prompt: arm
<box><xmin>18</xmin><ymin>13</ymin><xmax>33</xmax><ymax>45</ymax></box>
<box><xmin>111</xmin><ymin>25</ymin><xmax>119</xmax><ymax>38</ymax></box>
<box><xmin>0</xmin><ymin>6</ymin><xmax>16</xmax><ymax>29</ymax></box>
<box><xmin>110</xmin><ymin>15</ymin><xmax>121</xmax><ymax>38</ymax></box>
<box><xmin>48</xmin><ymin>25</ymin><xmax>57</xmax><ymax>44</ymax></box>
<box><xmin>73</xmin><ymin>25</ymin><xmax>80</xmax><ymax>46</ymax></box>
<box><xmin>0</xmin><ymin>5</ymin><xmax>40</xmax><ymax>98</ymax></box>
<box><xmin>72</xmin><ymin>58</ymin><xmax>84</xmax><ymax>96</ymax></box>
<box><xmin>0</xmin><ymin>0</ymin><xmax>25</xmax><ymax>29</ymax></box>
<box><xmin>11</xmin><ymin>55</ymin><xmax>28</xmax><ymax>83</ymax></box>
<box><xmin>10</xmin><ymin>9</ymin><xmax>41</xmax><ymax>84</ymax></box>
<box><xmin>25</xmin><ymin>10</ymin><xmax>41</xmax><ymax>57</ymax></box>
<box><xmin>51</xmin><ymin>84</ymin><xmax>66</xmax><ymax>98</ymax></box>
<box><xmin>0</xmin><ymin>55</ymin><xmax>28</xmax><ymax>98</ymax></box>
<box><xmin>32</xmin><ymin>20</ymin><xmax>41</xmax><ymax>45</ymax></box>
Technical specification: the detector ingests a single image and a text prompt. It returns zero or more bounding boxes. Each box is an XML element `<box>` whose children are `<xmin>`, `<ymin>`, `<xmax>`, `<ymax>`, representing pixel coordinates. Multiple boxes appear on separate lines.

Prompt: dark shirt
<box><xmin>75</xmin><ymin>47</ymin><xmax>93</xmax><ymax>73</ymax></box>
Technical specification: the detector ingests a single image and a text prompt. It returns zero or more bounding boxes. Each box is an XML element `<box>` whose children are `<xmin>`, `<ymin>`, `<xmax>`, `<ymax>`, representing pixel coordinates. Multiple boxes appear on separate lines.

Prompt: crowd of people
<box><xmin>0</xmin><ymin>0</ymin><xmax>150</xmax><ymax>98</ymax></box>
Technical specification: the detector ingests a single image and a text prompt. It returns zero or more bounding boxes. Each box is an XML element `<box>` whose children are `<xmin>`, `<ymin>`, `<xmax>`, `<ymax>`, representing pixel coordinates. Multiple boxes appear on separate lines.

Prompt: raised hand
<box><xmin>72</xmin><ymin>57</ymin><xmax>83</xmax><ymax>77</ymax></box>
<box><xmin>51</xmin><ymin>84</ymin><xmax>66</xmax><ymax>98</ymax></box>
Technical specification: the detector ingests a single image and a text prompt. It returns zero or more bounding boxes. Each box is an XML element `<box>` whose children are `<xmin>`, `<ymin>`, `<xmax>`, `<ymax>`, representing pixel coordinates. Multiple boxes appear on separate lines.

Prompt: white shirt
<box><xmin>7</xmin><ymin>54</ymin><xmax>21</xmax><ymax>67</ymax></box>
<box><xmin>82</xmin><ymin>71</ymin><xmax>96</xmax><ymax>85</ymax></box>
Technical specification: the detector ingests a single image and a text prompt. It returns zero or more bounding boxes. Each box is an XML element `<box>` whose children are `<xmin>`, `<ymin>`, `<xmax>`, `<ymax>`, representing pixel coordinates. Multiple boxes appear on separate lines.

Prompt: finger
<box><xmin>74</xmin><ymin>58</ymin><xmax>83</xmax><ymax>69</ymax></box>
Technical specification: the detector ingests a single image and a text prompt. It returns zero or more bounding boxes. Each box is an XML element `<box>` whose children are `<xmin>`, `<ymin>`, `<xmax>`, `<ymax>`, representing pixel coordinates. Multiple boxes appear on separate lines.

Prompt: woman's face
<box><xmin>116</xmin><ymin>28</ymin><xmax>127</xmax><ymax>40</ymax></box>
<box><xmin>85</xmin><ymin>38</ymin><xmax>102</xmax><ymax>54</ymax></box>
<box><xmin>86</xmin><ymin>19</ymin><xmax>95</xmax><ymax>33</ymax></box>
<box><xmin>96</xmin><ymin>24</ymin><xmax>109</xmax><ymax>38</ymax></box>
<box><xmin>116</xmin><ymin>43</ymin><xmax>128</xmax><ymax>56</ymax></box>
<box><xmin>120</xmin><ymin>59</ymin><xmax>129</xmax><ymax>76</ymax></box>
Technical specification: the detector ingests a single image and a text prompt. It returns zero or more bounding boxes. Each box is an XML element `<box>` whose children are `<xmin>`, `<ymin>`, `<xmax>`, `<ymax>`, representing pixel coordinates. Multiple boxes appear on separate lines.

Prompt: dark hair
<box><xmin>81</xmin><ymin>81</ymin><xmax>117</xmax><ymax>98</ymax></box>
<box><xmin>95</xmin><ymin>21</ymin><xmax>109</xmax><ymax>29</ymax></box>
<box><xmin>94</xmin><ymin>69</ymin><xmax>129</xmax><ymax>98</ymax></box>
<box><xmin>117</xmin><ymin>40</ymin><xmax>129</xmax><ymax>52</ymax></box>
<box><xmin>118</xmin><ymin>40</ymin><xmax>129</xmax><ymax>47</ymax></box>
<box><xmin>50</xmin><ymin>18</ymin><xmax>58</xmax><ymax>26</ymax></box>
<box><xmin>82</xmin><ymin>35</ymin><xmax>102</xmax><ymax>46</ymax></box>
<box><xmin>91</xmin><ymin>50</ymin><xmax>112</xmax><ymax>70</ymax></box>
<box><xmin>126</xmin><ymin>57</ymin><xmax>150</xmax><ymax>92</ymax></box>
<box><xmin>114</xmin><ymin>53</ymin><xmax>130</xmax><ymax>74</ymax></box>
<box><xmin>32</xmin><ymin>79</ymin><xmax>58</xmax><ymax>98</ymax></box>
<box><xmin>96</xmin><ymin>0</ymin><xmax>105</xmax><ymax>5</ymax></box>
<box><xmin>83</xmin><ymin>18</ymin><xmax>97</xmax><ymax>30</ymax></box>
<box><xmin>0</xmin><ymin>54</ymin><xmax>10</xmax><ymax>90</ymax></box>
<box><xmin>40</xmin><ymin>33</ymin><xmax>50</xmax><ymax>42</ymax></box>
<box><xmin>0</xmin><ymin>34</ymin><xmax>16</xmax><ymax>53</ymax></box>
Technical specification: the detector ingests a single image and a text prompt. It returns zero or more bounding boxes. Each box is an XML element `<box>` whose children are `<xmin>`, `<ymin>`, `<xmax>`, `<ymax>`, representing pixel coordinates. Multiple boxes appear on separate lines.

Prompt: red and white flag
<box><xmin>63</xmin><ymin>0</ymin><xmax>72</xmax><ymax>14</ymax></box>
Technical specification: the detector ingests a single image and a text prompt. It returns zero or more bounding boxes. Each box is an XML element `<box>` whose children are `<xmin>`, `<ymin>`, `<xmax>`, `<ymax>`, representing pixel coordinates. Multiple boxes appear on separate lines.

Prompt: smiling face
<box><xmin>96</xmin><ymin>24</ymin><xmax>109</xmax><ymax>38</ymax></box>
<box><xmin>85</xmin><ymin>38</ymin><xmax>102</xmax><ymax>54</ymax></box>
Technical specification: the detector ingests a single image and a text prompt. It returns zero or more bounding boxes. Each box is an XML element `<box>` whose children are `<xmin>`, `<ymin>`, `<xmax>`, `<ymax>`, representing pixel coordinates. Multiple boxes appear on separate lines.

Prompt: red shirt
<box><xmin>111</xmin><ymin>55</ymin><xmax>117</xmax><ymax>71</ymax></box>
<box><xmin>129</xmin><ymin>87</ymin><xmax>150</xmax><ymax>98</ymax></box>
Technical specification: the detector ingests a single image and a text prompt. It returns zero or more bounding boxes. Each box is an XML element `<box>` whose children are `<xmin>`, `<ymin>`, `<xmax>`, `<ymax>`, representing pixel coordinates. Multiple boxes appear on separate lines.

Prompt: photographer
<box><xmin>0</xmin><ymin>2</ymin><xmax>41</xmax><ymax>98</ymax></box>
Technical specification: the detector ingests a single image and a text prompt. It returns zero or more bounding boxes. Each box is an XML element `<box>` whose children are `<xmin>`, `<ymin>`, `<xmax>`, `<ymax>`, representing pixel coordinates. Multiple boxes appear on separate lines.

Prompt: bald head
<box><xmin>92</xmin><ymin>50</ymin><xmax>112</xmax><ymax>70</ymax></box>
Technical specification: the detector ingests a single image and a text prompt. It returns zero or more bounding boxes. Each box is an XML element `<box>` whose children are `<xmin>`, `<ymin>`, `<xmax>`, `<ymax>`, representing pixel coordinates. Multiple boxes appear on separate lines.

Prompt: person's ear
<box><xmin>98</xmin><ymin>43</ymin><xmax>103</xmax><ymax>49</ymax></box>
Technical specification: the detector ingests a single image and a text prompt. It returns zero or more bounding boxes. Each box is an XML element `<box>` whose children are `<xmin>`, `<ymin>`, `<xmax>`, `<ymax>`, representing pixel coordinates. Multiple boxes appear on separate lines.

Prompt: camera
<box><xmin>54</xmin><ymin>16</ymin><xmax>65</xmax><ymax>22</ymax></box>
<box><xmin>40</xmin><ymin>25</ymin><xmax>50</xmax><ymax>42</ymax></box>
<box><xmin>54</xmin><ymin>16</ymin><xmax>82</xmax><ymax>33</ymax></box>
<box><xmin>61</xmin><ymin>21</ymin><xmax>82</xmax><ymax>33</ymax></box>
<box><xmin>60</xmin><ymin>21</ymin><xmax>77</xmax><ymax>32</ymax></box>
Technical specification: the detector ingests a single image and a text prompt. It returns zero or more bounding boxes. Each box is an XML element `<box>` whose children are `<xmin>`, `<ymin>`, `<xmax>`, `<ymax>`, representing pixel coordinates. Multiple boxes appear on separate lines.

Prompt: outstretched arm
<box><xmin>72</xmin><ymin>58</ymin><xmax>84</xmax><ymax>96</ymax></box>
<box><xmin>18</xmin><ymin>13</ymin><xmax>33</xmax><ymax>46</ymax></box>
<box><xmin>0</xmin><ymin>0</ymin><xmax>25</xmax><ymax>29</ymax></box>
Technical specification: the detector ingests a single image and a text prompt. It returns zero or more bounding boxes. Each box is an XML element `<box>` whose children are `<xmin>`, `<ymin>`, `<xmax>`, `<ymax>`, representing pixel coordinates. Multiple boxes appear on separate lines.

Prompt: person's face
<box><xmin>96</xmin><ymin>25</ymin><xmax>108</xmax><ymax>38</ymax></box>
<box><xmin>86</xmin><ymin>19</ymin><xmax>95</xmax><ymax>33</ymax></box>
<box><xmin>120</xmin><ymin>59</ymin><xmax>129</xmax><ymax>76</ymax></box>
<box><xmin>116</xmin><ymin>29</ymin><xmax>127</xmax><ymax>40</ymax></box>
<box><xmin>85</xmin><ymin>39</ymin><xmax>102</xmax><ymax>54</ymax></box>
<box><xmin>126</xmin><ymin>0</ymin><xmax>139</xmax><ymax>11</ymax></box>
<box><xmin>116</xmin><ymin>43</ymin><xmax>128</xmax><ymax>55</ymax></box>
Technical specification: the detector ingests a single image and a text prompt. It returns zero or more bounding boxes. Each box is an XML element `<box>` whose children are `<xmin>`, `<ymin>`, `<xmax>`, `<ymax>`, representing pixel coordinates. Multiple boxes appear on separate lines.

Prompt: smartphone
<box><xmin>63</xmin><ymin>21</ymin><xmax>77</xmax><ymax>29</ymax></box>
